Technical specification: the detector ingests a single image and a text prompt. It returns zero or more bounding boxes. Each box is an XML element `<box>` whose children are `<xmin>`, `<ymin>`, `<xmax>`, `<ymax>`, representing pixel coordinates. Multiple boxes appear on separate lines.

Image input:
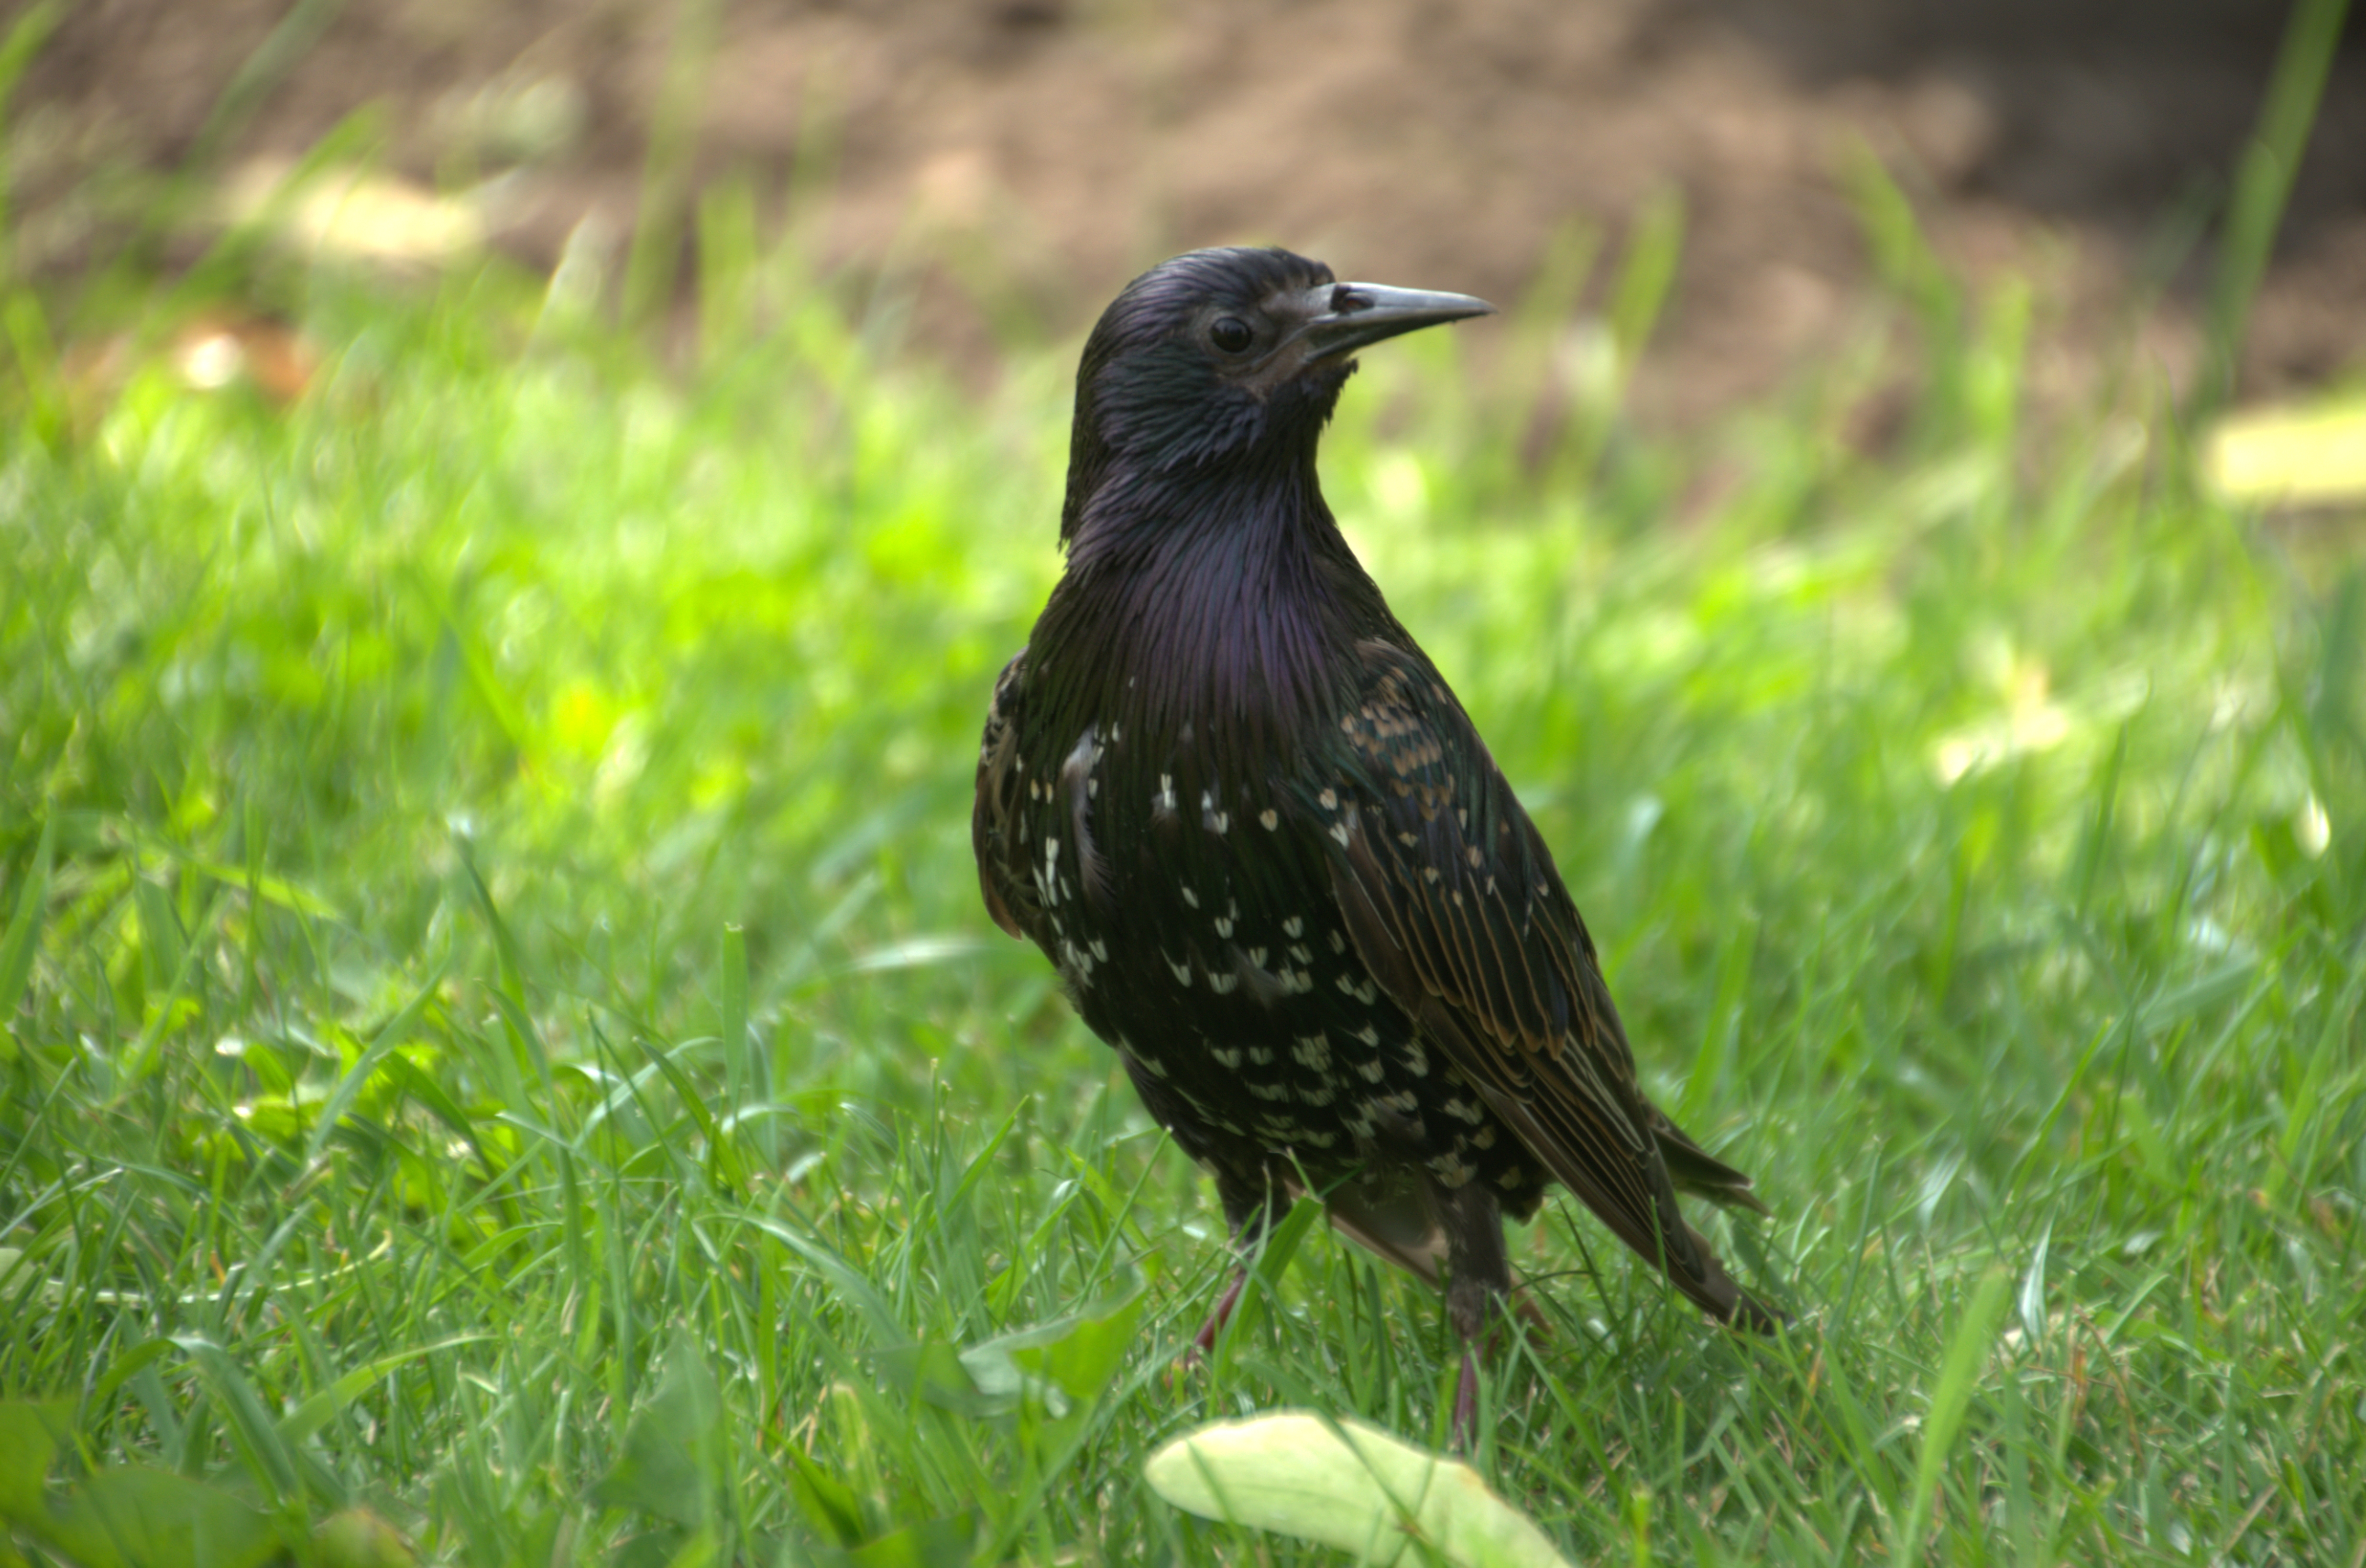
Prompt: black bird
<box><xmin>975</xmin><ymin>247</ymin><xmax>1777</xmax><ymax>1435</ymax></box>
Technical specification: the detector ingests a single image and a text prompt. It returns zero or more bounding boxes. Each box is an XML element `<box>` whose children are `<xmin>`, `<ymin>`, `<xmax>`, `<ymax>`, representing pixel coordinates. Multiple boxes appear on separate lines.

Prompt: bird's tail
<box><xmin>1673</xmin><ymin>1220</ymin><xmax>1788</xmax><ymax>1332</ymax></box>
<box><xmin>1651</xmin><ymin>1108</ymin><xmax>1771</xmax><ymax>1215</ymax></box>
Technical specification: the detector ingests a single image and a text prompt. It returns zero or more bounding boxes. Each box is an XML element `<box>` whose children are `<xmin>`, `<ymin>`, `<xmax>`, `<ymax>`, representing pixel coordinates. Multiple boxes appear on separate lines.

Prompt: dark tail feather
<box><xmin>1650</xmin><ymin>1114</ymin><xmax>1785</xmax><ymax>1327</ymax></box>
<box><xmin>1652</xmin><ymin>1110</ymin><xmax>1771</xmax><ymax>1215</ymax></box>
<box><xmin>1677</xmin><ymin>1221</ymin><xmax>1788</xmax><ymax>1331</ymax></box>
<box><xmin>1462</xmin><ymin>1080</ymin><xmax>1786</xmax><ymax>1329</ymax></box>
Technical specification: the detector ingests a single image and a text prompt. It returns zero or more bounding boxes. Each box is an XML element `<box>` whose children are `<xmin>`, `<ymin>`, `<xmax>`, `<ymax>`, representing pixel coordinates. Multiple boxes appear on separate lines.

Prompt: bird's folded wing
<box><xmin>973</xmin><ymin>651</ymin><xmax>1032</xmax><ymax>940</ymax></box>
<box><xmin>1313</xmin><ymin>639</ymin><xmax>1746</xmax><ymax>1299</ymax></box>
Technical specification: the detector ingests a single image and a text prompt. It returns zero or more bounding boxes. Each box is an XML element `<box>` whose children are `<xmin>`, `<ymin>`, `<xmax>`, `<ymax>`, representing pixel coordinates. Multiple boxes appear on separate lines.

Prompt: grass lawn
<box><xmin>4</xmin><ymin>147</ymin><xmax>2365</xmax><ymax>1565</ymax></box>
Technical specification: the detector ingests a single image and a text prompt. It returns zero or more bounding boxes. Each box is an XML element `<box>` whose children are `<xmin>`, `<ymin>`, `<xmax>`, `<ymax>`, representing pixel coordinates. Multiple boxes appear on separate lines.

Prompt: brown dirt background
<box><xmin>12</xmin><ymin>0</ymin><xmax>2366</xmax><ymax>422</ymax></box>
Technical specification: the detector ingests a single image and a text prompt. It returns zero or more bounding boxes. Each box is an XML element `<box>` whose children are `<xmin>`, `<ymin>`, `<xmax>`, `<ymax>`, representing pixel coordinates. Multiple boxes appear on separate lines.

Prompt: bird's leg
<box><xmin>1452</xmin><ymin>1347</ymin><xmax>1482</xmax><ymax>1449</ymax></box>
<box><xmin>1190</xmin><ymin>1271</ymin><xmax>1249</xmax><ymax>1359</ymax></box>
<box><xmin>1434</xmin><ymin>1178</ymin><xmax>1511</xmax><ymax>1454</ymax></box>
<box><xmin>1180</xmin><ymin>1163</ymin><xmax>1290</xmax><ymax>1366</ymax></box>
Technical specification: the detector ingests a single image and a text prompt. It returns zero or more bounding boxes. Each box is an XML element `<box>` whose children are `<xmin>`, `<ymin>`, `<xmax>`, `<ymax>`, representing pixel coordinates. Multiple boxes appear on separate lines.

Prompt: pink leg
<box><xmin>1182</xmin><ymin>1268</ymin><xmax>1250</xmax><ymax>1365</ymax></box>
<box><xmin>1450</xmin><ymin>1348</ymin><xmax>1481</xmax><ymax>1453</ymax></box>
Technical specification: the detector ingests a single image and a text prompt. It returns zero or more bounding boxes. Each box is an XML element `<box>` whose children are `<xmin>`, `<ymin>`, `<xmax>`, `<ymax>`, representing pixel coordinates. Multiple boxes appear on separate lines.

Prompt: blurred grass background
<box><xmin>3</xmin><ymin>0</ymin><xmax>2365</xmax><ymax>1563</ymax></box>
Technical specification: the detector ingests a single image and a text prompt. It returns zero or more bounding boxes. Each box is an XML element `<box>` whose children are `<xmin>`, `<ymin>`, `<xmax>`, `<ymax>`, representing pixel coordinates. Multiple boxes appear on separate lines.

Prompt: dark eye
<box><xmin>1209</xmin><ymin>316</ymin><xmax>1255</xmax><ymax>354</ymax></box>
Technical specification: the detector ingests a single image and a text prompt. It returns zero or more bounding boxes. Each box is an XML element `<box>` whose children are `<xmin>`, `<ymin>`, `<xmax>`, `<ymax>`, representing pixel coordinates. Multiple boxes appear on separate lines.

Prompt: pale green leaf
<box><xmin>1144</xmin><ymin>1411</ymin><xmax>1571</xmax><ymax>1568</ymax></box>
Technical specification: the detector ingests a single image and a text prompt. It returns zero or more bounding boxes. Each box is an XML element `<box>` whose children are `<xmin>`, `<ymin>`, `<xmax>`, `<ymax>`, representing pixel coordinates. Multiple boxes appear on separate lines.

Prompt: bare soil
<box><xmin>13</xmin><ymin>0</ymin><xmax>2366</xmax><ymax>421</ymax></box>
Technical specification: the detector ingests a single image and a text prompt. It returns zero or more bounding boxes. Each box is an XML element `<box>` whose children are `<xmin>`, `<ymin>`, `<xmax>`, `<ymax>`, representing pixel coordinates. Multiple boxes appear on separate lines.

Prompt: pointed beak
<box><xmin>1296</xmin><ymin>280</ymin><xmax>1495</xmax><ymax>362</ymax></box>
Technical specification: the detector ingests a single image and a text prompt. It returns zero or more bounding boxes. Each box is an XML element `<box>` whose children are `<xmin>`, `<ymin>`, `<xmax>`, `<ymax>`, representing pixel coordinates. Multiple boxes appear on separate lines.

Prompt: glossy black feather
<box><xmin>975</xmin><ymin>246</ymin><xmax>1778</xmax><ymax>1345</ymax></box>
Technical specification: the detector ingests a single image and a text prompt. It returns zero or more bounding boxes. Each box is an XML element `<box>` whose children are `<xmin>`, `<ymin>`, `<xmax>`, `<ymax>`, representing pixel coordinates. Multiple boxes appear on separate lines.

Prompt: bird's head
<box><xmin>1061</xmin><ymin>247</ymin><xmax>1492</xmax><ymax>543</ymax></box>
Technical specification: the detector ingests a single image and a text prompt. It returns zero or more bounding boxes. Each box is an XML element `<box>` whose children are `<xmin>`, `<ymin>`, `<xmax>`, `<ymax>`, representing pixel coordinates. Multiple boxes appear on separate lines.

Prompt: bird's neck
<box><xmin>1034</xmin><ymin>453</ymin><xmax>1386</xmax><ymax>758</ymax></box>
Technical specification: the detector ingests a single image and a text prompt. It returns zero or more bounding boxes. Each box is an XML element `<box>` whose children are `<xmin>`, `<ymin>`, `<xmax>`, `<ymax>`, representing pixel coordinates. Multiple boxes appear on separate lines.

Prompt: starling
<box><xmin>975</xmin><ymin>247</ymin><xmax>1778</xmax><ymax>1434</ymax></box>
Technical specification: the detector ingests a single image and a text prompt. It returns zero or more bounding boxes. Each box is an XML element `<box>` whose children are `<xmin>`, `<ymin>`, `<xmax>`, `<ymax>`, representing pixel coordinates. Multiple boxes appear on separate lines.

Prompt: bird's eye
<box><xmin>1209</xmin><ymin>316</ymin><xmax>1255</xmax><ymax>354</ymax></box>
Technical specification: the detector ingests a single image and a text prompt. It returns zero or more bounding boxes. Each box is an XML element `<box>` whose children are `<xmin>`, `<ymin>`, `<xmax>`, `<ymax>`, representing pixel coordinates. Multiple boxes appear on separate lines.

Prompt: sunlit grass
<box><xmin>3</xmin><ymin>188</ymin><xmax>2363</xmax><ymax>1565</ymax></box>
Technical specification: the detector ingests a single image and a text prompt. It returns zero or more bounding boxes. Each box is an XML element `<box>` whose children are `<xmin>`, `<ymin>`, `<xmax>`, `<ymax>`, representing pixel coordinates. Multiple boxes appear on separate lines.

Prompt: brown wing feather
<box><xmin>1321</xmin><ymin>640</ymin><xmax>1776</xmax><ymax>1326</ymax></box>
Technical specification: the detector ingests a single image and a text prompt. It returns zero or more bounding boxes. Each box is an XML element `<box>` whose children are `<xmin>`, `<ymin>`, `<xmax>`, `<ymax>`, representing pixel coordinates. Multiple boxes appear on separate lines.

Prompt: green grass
<box><xmin>4</xmin><ymin>176</ymin><xmax>2365</xmax><ymax>1564</ymax></box>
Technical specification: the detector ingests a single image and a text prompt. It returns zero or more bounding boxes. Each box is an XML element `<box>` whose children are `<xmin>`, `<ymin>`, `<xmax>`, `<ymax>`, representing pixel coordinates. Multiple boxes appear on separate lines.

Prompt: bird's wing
<box><xmin>973</xmin><ymin>650</ymin><xmax>1033</xmax><ymax>941</ymax></box>
<box><xmin>1315</xmin><ymin>639</ymin><xmax>1770</xmax><ymax>1324</ymax></box>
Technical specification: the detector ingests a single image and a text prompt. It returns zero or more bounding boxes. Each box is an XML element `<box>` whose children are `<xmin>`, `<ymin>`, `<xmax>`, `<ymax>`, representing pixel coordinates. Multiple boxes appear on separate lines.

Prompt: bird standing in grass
<box><xmin>975</xmin><ymin>246</ymin><xmax>1778</xmax><ymax>1439</ymax></box>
